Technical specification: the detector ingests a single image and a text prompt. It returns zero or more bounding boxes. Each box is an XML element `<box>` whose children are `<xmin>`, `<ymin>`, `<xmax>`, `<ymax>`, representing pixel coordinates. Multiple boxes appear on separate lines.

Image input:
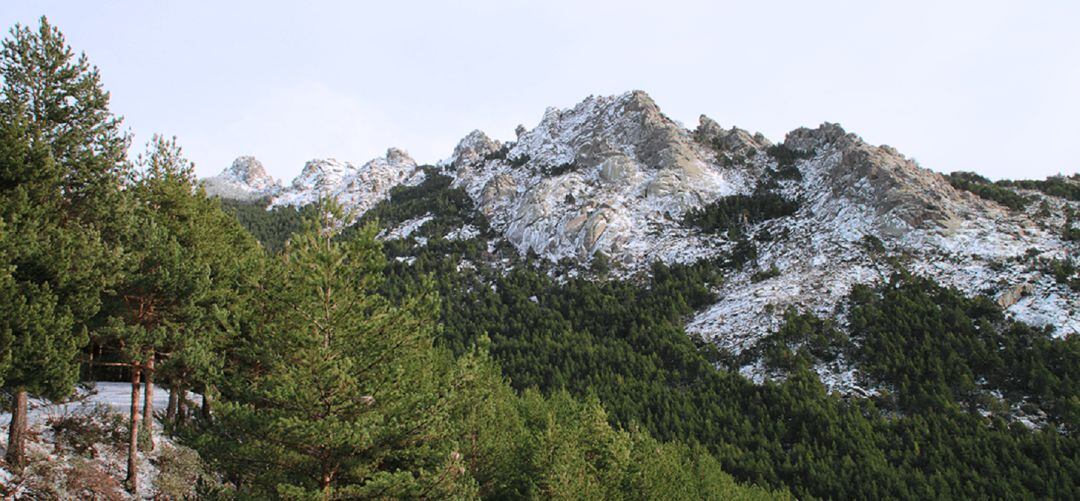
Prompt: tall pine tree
<box><xmin>200</xmin><ymin>200</ymin><xmax>474</xmax><ymax>499</ymax></box>
<box><xmin>0</xmin><ymin>82</ymin><xmax>114</xmax><ymax>469</ymax></box>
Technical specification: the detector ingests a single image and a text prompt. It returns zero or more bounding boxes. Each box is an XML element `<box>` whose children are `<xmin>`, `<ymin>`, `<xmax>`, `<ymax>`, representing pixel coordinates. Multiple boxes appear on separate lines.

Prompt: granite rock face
<box><xmin>448</xmin><ymin>90</ymin><xmax>750</xmax><ymax>263</ymax></box>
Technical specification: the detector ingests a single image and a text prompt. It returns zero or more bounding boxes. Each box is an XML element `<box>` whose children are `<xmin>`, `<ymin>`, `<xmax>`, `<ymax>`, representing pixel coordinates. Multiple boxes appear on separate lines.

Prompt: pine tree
<box><xmin>0</xmin><ymin>97</ymin><xmax>110</xmax><ymax>468</ymax></box>
<box><xmin>0</xmin><ymin>17</ymin><xmax>126</xmax><ymax>467</ymax></box>
<box><xmin>0</xmin><ymin>16</ymin><xmax>128</xmax><ymax>218</ymax></box>
<box><xmin>130</xmin><ymin>135</ymin><xmax>263</xmax><ymax>435</ymax></box>
<box><xmin>450</xmin><ymin>340</ymin><xmax>533</xmax><ymax>499</ymax></box>
<box><xmin>200</xmin><ymin>200</ymin><xmax>474</xmax><ymax>499</ymax></box>
<box><xmin>98</xmin><ymin>134</ymin><xmax>257</xmax><ymax>491</ymax></box>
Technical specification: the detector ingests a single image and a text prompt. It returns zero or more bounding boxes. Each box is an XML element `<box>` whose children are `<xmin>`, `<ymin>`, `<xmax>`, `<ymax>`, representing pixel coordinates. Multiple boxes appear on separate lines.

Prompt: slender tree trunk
<box><xmin>4</xmin><ymin>390</ymin><xmax>28</xmax><ymax>467</ymax></box>
<box><xmin>85</xmin><ymin>344</ymin><xmax>94</xmax><ymax>381</ymax></box>
<box><xmin>177</xmin><ymin>384</ymin><xmax>188</xmax><ymax>427</ymax></box>
<box><xmin>125</xmin><ymin>364</ymin><xmax>142</xmax><ymax>493</ymax></box>
<box><xmin>200</xmin><ymin>386</ymin><xmax>212</xmax><ymax>422</ymax></box>
<box><xmin>321</xmin><ymin>470</ymin><xmax>333</xmax><ymax>500</ymax></box>
<box><xmin>165</xmin><ymin>381</ymin><xmax>179</xmax><ymax>426</ymax></box>
<box><xmin>140</xmin><ymin>355</ymin><xmax>155</xmax><ymax>451</ymax></box>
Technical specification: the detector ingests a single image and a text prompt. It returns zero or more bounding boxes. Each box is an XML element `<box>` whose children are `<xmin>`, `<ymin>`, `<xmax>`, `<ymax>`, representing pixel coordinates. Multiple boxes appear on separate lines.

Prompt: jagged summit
<box><xmin>782</xmin><ymin>123</ymin><xmax>1000</xmax><ymax>232</ymax></box>
<box><xmin>227</xmin><ymin>156</ymin><xmax>278</xmax><ymax>189</ymax></box>
<box><xmin>445</xmin><ymin>130</ymin><xmax>501</xmax><ymax>166</ymax></box>
<box><xmin>270</xmin><ymin>148</ymin><xmax>423</xmax><ymax>216</ymax></box>
<box><xmin>694</xmin><ymin>115</ymin><xmax>772</xmax><ymax>156</ymax></box>
<box><xmin>508</xmin><ymin>90</ymin><xmax>699</xmax><ymax>172</ymax></box>
<box><xmin>291</xmin><ymin>158</ymin><xmax>357</xmax><ymax>191</ymax></box>
<box><xmin>450</xmin><ymin>90</ymin><xmax>749</xmax><ymax>264</ymax></box>
<box><xmin>201</xmin><ymin>156</ymin><xmax>281</xmax><ymax>201</ymax></box>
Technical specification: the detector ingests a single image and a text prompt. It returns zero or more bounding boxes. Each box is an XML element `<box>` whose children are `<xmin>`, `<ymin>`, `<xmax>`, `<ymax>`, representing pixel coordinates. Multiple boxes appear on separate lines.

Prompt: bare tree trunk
<box><xmin>321</xmin><ymin>470</ymin><xmax>333</xmax><ymax>500</ymax></box>
<box><xmin>177</xmin><ymin>384</ymin><xmax>188</xmax><ymax>427</ymax></box>
<box><xmin>140</xmin><ymin>355</ymin><xmax>155</xmax><ymax>451</ymax></box>
<box><xmin>4</xmin><ymin>390</ymin><xmax>28</xmax><ymax>468</ymax></box>
<box><xmin>201</xmin><ymin>386</ymin><xmax>212</xmax><ymax>423</ymax></box>
<box><xmin>125</xmin><ymin>364</ymin><xmax>142</xmax><ymax>493</ymax></box>
<box><xmin>166</xmin><ymin>381</ymin><xmax>179</xmax><ymax>426</ymax></box>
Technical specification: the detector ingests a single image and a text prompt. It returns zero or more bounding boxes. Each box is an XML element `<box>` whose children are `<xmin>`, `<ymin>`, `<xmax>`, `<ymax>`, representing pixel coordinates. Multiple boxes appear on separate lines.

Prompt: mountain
<box><xmin>205</xmin><ymin>148</ymin><xmax>425</xmax><ymax>215</ymax></box>
<box><xmin>202</xmin><ymin>156</ymin><xmax>282</xmax><ymax>201</ymax></box>
<box><xmin>203</xmin><ymin>90</ymin><xmax>1079</xmax><ymax>392</ymax></box>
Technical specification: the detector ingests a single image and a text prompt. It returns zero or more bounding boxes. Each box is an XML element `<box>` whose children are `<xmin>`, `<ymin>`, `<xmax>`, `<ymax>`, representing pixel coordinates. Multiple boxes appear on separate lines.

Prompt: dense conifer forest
<box><xmin>1</xmin><ymin>17</ymin><xmax>1077</xmax><ymax>500</ymax></box>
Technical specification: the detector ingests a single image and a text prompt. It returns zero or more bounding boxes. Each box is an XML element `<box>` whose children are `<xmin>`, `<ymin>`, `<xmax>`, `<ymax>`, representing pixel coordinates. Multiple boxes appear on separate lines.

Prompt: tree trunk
<box><xmin>201</xmin><ymin>386</ymin><xmax>212</xmax><ymax>422</ymax></box>
<box><xmin>125</xmin><ymin>364</ymin><xmax>142</xmax><ymax>493</ymax></box>
<box><xmin>4</xmin><ymin>390</ymin><xmax>28</xmax><ymax>468</ymax></box>
<box><xmin>165</xmin><ymin>381</ymin><xmax>179</xmax><ymax>427</ymax></box>
<box><xmin>321</xmin><ymin>470</ymin><xmax>333</xmax><ymax>500</ymax></box>
<box><xmin>177</xmin><ymin>384</ymin><xmax>188</xmax><ymax>427</ymax></box>
<box><xmin>140</xmin><ymin>355</ymin><xmax>155</xmax><ymax>451</ymax></box>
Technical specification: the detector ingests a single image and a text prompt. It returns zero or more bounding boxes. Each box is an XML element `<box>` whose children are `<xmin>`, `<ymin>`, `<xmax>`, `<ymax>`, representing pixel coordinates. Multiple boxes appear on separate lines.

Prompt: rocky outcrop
<box><xmin>452</xmin><ymin>90</ymin><xmax>744</xmax><ymax>263</ymax></box>
<box><xmin>201</xmin><ymin>156</ymin><xmax>281</xmax><ymax>201</ymax></box>
<box><xmin>694</xmin><ymin>115</ymin><xmax>772</xmax><ymax>158</ymax></box>
<box><xmin>997</xmin><ymin>283</ymin><xmax>1035</xmax><ymax>308</ymax></box>
<box><xmin>205</xmin><ymin>149</ymin><xmax>423</xmax><ymax>221</ymax></box>
<box><xmin>446</xmin><ymin>130</ymin><xmax>501</xmax><ymax>167</ymax></box>
<box><xmin>786</xmin><ymin>123</ymin><xmax>996</xmax><ymax>232</ymax></box>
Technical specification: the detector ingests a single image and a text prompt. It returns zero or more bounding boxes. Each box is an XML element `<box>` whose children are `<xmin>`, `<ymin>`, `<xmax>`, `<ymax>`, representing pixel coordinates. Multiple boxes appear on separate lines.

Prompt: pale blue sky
<box><xmin>3</xmin><ymin>1</ymin><xmax>1078</xmax><ymax>181</ymax></box>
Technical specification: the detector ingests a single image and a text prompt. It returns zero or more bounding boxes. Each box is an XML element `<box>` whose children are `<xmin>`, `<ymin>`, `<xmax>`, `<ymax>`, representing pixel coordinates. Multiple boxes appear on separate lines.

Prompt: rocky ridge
<box><xmin>205</xmin><ymin>148</ymin><xmax>425</xmax><ymax>218</ymax></box>
<box><xmin>202</xmin><ymin>91</ymin><xmax>1079</xmax><ymax>392</ymax></box>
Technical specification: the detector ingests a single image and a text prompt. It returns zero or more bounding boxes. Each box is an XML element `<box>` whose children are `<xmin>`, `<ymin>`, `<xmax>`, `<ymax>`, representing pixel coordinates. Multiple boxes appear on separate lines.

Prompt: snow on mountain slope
<box><xmin>685</xmin><ymin>123</ymin><xmax>1079</xmax><ymax>386</ymax></box>
<box><xmin>201</xmin><ymin>90</ymin><xmax>1079</xmax><ymax>390</ymax></box>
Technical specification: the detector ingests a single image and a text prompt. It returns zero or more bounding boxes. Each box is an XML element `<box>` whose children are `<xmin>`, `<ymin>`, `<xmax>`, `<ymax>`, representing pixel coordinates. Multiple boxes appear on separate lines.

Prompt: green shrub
<box><xmin>684</xmin><ymin>193</ymin><xmax>800</xmax><ymax>236</ymax></box>
<box><xmin>947</xmin><ymin>171</ymin><xmax>1030</xmax><ymax>210</ymax></box>
<box><xmin>766</xmin><ymin>144</ymin><xmax>813</xmax><ymax>168</ymax></box>
<box><xmin>750</xmin><ymin>265</ymin><xmax>781</xmax><ymax>283</ymax></box>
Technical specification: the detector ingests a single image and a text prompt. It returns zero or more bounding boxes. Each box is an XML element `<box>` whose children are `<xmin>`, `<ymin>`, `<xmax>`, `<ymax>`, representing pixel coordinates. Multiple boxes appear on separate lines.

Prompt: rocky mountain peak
<box><xmin>201</xmin><ymin>155</ymin><xmax>281</xmax><ymax>201</ymax></box>
<box><xmin>293</xmin><ymin>158</ymin><xmax>356</xmax><ymax>191</ymax></box>
<box><xmin>509</xmin><ymin>90</ymin><xmax>699</xmax><ymax>173</ymax></box>
<box><xmin>447</xmin><ymin>130</ymin><xmax>501</xmax><ymax>167</ymax></box>
<box><xmin>782</xmin><ymin>122</ymin><xmax>853</xmax><ymax>154</ymax></box>
<box><xmin>385</xmin><ymin>147</ymin><xmax>414</xmax><ymax>165</ymax></box>
<box><xmin>270</xmin><ymin>148</ymin><xmax>423</xmax><ymax>215</ymax></box>
<box><xmin>788</xmin><ymin>123</ymin><xmax>991</xmax><ymax>231</ymax></box>
<box><xmin>225</xmin><ymin>156</ymin><xmax>277</xmax><ymax>189</ymax></box>
<box><xmin>694</xmin><ymin>115</ymin><xmax>772</xmax><ymax>156</ymax></box>
<box><xmin>450</xmin><ymin>91</ymin><xmax>746</xmax><ymax>265</ymax></box>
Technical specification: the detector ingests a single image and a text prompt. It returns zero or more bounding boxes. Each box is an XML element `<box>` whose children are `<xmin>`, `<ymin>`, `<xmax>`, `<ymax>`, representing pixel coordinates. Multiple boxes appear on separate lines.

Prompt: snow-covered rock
<box><xmin>205</xmin><ymin>149</ymin><xmax>426</xmax><ymax>224</ymax></box>
<box><xmin>448</xmin><ymin>90</ymin><xmax>755</xmax><ymax>265</ymax></box>
<box><xmin>201</xmin><ymin>156</ymin><xmax>282</xmax><ymax>201</ymax></box>
<box><xmin>270</xmin><ymin>148</ymin><xmax>425</xmax><ymax>219</ymax></box>
<box><xmin>686</xmin><ymin>122</ymin><xmax>1079</xmax><ymax>389</ymax></box>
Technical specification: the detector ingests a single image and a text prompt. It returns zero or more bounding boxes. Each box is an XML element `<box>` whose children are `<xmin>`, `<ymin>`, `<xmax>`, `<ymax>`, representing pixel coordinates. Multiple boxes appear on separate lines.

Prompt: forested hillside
<box><xmin>339</xmin><ymin>173</ymin><xmax>1079</xmax><ymax>499</ymax></box>
<box><xmin>229</xmin><ymin>169</ymin><xmax>1079</xmax><ymax>498</ymax></box>
<box><xmin>1</xmin><ymin>16</ymin><xmax>1077</xmax><ymax>501</ymax></box>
